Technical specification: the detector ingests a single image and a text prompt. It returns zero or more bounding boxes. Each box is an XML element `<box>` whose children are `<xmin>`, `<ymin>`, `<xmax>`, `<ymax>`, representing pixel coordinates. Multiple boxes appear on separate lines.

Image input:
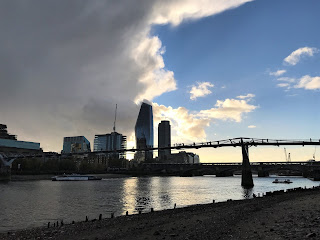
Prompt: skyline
<box><xmin>0</xmin><ymin>0</ymin><xmax>319</xmax><ymax>162</ymax></box>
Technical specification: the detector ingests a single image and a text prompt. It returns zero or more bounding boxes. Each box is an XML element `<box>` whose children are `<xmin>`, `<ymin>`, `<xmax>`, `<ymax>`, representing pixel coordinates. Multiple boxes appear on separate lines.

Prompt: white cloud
<box><xmin>269</xmin><ymin>70</ymin><xmax>286</xmax><ymax>76</ymax></box>
<box><xmin>151</xmin><ymin>0</ymin><xmax>253</xmax><ymax>26</ymax></box>
<box><xmin>277</xmin><ymin>83</ymin><xmax>290</xmax><ymax>88</ymax></box>
<box><xmin>237</xmin><ymin>93</ymin><xmax>255</xmax><ymax>99</ymax></box>
<box><xmin>294</xmin><ymin>75</ymin><xmax>320</xmax><ymax>90</ymax></box>
<box><xmin>153</xmin><ymin>94</ymin><xmax>257</xmax><ymax>143</ymax></box>
<box><xmin>190</xmin><ymin>82</ymin><xmax>214</xmax><ymax>100</ymax></box>
<box><xmin>284</xmin><ymin>47</ymin><xmax>319</xmax><ymax>66</ymax></box>
<box><xmin>133</xmin><ymin>35</ymin><xmax>177</xmax><ymax>103</ymax></box>
<box><xmin>277</xmin><ymin>77</ymin><xmax>296</xmax><ymax>83</ymax></box>
<box><xmin>248</xmin><ymin>125</ymin><xmax>256</xmax><ymax>128</ymax></box>
<box><xmin>153</xmin><ymin>103</ymin><xmax>210</xmax><ymax>143</ymax></box>
<box><xmin>198</xmin><ymin>98</ymin><xmax>257</xmax><ymax>122</ymax></box>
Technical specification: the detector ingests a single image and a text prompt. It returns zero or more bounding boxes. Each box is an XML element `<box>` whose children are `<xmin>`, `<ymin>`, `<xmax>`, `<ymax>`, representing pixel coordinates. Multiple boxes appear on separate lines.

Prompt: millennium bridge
<box><xmin>1</xmin><ymin>137</ymin><xmax>320</xmax><ymax>187</ymax></box>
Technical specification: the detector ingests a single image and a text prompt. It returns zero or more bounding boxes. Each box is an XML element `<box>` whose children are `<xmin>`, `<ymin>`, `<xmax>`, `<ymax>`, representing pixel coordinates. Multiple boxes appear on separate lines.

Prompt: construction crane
<box><xmin>284</xmin><ymin>148</ymin><xmax>288</xmax><ymax>162</ymax></box>
<box><xmin>287</xmin><ymin>152</ymin><xmax>291</xmax><ymax>162</ymax></box>
<box><xmin>113</xmin><ymin>104</ymin><xmax>117</xmax><ymax>133</ymax></box>
<box><xmin>284</xmin><ymin>148</ymin><xmax>291</xmax><ymax>162</ymax></box>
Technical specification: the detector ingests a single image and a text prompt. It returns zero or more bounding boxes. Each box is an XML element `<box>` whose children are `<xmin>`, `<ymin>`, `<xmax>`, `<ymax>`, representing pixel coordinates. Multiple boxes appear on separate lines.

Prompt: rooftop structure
<box><xmin>169</xmin><ymin>151</ymin><xmax>200</xmax><ymax>164</ymax></box>
<box><xmin>0</xmin><ymin>124</ymin><xmax>17</xmax><ymax>140</ymax></box>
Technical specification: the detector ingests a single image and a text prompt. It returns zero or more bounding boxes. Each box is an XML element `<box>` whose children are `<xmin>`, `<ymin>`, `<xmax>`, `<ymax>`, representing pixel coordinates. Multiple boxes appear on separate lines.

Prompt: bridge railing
<box><xmin>1</xmin><ymin>137</ymin><xmax>319</xmax><ymax>160</ymax></box>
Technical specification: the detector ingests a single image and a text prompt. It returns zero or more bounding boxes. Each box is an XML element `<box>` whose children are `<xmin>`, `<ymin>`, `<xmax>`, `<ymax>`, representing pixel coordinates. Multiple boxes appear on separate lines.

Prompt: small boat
<box><xmin>52</xmin><ymin>174</ymin><xmax>102</xmax><ymax>181</ymax></box>
<box><xmin>272</xmin><ymin>178</ymin><xmax>292</xmax><ymax>184</ymax></box>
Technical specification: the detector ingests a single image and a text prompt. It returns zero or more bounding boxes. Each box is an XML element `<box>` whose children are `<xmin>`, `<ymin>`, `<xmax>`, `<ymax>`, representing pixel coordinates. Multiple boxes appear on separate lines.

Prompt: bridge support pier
<box><xmin>241</xmin><ymin>142</ymin><xmax>254</xmax><ymax>188</ymax></box>
<box><xmin>258</xmin><ymin>164</ymin><xmax>269</xmax><ymax>177</ymax></box>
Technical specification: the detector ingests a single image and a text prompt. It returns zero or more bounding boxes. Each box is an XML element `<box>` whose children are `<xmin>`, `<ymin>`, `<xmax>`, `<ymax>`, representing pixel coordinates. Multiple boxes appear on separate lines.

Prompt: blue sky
<box><xmin>0</xmin><ymin>0</ymin><xmax>318</xmax><ymax>162</ymax></box>
<box><xmin>151</xmin><ymin>0</ymin><xmax>320</xmax><ymax>161</ymax></box>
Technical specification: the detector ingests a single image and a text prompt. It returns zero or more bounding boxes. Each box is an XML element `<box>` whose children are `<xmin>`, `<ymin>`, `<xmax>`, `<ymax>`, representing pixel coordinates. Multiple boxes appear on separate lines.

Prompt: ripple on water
<box><xmin>0</xmin><ymin>175</ymin><xmax>319</xmax><ymax>232</ymax></box>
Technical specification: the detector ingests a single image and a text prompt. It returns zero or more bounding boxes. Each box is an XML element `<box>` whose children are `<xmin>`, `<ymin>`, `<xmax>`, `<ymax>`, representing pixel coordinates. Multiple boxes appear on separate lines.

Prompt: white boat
<box><xmin>52</xmin><ymin>174</ymin><xmax>102</xmax><ymax>181</ymax></box>
<box><xmin>272</xmin><ymin>178</ymin><xmax>292</xmax><ymax>184</ymax></box>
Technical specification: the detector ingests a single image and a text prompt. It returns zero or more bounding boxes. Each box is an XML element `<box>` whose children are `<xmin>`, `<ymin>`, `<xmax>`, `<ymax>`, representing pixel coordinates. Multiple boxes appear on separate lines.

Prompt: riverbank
<box><xmin>1</xmin><ymin>187</ymin><xmax>320</xmax><ymax>240</ymax></box>
<box><xmin>10</xmin><ymin>173</ymin><xmax>129</xmax><ymax>181</ymax></box>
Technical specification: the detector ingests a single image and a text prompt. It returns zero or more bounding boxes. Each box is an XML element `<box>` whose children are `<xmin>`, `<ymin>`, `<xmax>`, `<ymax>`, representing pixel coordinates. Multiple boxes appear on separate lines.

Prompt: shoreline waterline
<box><xmin>1</xmin><ymin>186</ymin><xmax>320</xmax><ymax>239</ymax></box>
<box><xmin>1</xmin><ymin>175</ymin><xmax>319</xmax><ymax>234</ymax></box>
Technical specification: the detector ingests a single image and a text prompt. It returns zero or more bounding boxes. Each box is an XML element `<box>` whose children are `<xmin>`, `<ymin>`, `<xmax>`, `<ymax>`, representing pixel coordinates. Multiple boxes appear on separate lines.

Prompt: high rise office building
<box><xmin>94</xmin><ymin>132</ymin><xmax>127</xmax><ymax>159</ymax></box>
<box><xmin>62</xmin><ymin>136</ymin><xmax>91</xmax><ymax>153</ymax></box>
<box><xmin>135</xmin><ymin>102</ymin><xmax>153</xmax><ymax>161</ymax></box>
<box><xmin>0</xmin><ymin>124</ymin><xmax>41</xmax><ymax>153</ymax></box>
<box><xmin>158</xmin><ymin>120</ymin><xmax>171</xmax><ymax>161</ymax></box>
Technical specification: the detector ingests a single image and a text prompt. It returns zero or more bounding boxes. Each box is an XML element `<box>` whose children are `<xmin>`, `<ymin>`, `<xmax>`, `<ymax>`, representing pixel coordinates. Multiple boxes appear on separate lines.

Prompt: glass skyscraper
<box><xmin>94</xmin><ymin>132</ymin><xmax>127</xmax><ymax>159</ymax></box>
<box><xmin>135</xmin><ymin>102</ymin><xmax>153</xmax><ymax>161</ymax></box>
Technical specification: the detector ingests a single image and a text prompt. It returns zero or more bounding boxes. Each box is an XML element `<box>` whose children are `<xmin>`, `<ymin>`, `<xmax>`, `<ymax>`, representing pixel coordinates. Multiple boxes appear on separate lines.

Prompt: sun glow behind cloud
<box><xmin>153</xmin><ymin>94</ymin><xmax>257</xmax><ymax>144</ymax></box>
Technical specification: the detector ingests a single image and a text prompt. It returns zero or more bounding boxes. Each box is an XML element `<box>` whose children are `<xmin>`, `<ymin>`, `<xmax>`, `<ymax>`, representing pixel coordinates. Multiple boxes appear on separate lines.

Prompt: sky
<box><xmin>0</xmin><ymin>0</ymin><xmax>319</xmax><ymax>162</ymax></box>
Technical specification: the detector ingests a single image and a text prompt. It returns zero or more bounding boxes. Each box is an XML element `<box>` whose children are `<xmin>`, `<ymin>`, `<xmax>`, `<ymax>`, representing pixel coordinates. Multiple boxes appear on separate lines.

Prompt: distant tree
<box><xmin>59</xmin><ymin>158</ymin><xmax>77</xmax><ymax>172</ymax></box>
<box><xmin>42</xmin><ymin>158</ymin><xmax>59</xmax><ymax>172</ymax></box>
<box><xmin>79</xmin><ymin>160</ymin><xmax>94</xmax><ymax>173</ymax></box>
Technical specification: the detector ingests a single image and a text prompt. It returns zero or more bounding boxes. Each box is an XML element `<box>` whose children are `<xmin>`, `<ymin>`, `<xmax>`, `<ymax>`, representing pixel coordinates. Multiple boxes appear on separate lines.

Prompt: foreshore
<box><xmin>1</xmin><ymin>187</ymin><xmax>320</xmax><ymax>240</ymax></box>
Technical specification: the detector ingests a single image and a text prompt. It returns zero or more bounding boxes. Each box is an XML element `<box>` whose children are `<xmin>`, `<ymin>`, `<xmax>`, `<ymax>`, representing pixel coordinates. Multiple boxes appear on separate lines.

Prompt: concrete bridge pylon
<box><xmin>241</xmin><ymin>139</ymin><xmax>254</xmax><ymax>188</ymax></box>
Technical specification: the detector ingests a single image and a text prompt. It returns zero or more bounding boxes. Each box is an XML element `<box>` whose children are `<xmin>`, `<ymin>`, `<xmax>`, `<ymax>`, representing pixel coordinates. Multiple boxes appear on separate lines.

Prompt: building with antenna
<box><xmin>94</xmin><ymin>133</ymin><xmax>127</xmax><ymax>159</ymax></box>
<box><xmin>93</xmin><ymin>104</ymin><xmax>127</xmax><ymax>159</ymax></box>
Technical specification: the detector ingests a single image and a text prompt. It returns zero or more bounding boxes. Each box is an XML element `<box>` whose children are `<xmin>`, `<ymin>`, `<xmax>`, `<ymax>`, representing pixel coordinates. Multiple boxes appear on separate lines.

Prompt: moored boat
<box><xmin>52</xmin><ymin>174</ymin><xmax>102</xmax><ymax>181</ymax></box>
<box><xmin>272</xmin><ymin>178</ymin><xmax>292</xmax><ymax>184</ymax></box>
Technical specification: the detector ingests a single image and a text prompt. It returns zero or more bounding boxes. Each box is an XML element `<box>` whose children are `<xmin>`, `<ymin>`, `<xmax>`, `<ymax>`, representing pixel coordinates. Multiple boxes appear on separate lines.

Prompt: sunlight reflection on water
<box><xmin>0</xmin><ymin>175</ymin><xmax>319</xmax><ymax>232</ymax></box>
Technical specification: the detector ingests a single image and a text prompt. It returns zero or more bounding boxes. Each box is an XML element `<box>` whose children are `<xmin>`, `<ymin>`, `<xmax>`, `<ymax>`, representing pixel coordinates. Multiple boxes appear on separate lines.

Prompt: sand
<box><xmin>1</xmin><ymin>187</ymin><xmax>320</xmax><ymax>240</ymax></box>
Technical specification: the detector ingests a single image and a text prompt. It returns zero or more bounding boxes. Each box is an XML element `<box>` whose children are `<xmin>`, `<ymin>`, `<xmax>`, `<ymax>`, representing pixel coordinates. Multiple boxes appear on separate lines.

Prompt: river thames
<box><xmin>0</xmin><ymin>175</ymin><xmax>319</xmax><ymax>232</ymax></box>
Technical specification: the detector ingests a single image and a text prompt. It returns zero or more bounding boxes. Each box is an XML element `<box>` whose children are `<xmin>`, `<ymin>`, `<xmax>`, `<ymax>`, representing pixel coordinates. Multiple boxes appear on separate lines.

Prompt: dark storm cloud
<box><xmin>0</xmin><ymin>0</ymin><xmax>252</xmax><ymax>151</ymax></box>
<box><xmin>0</xmin><ymin>0</ymin><xmax>157</xmax><ymax>150</ymax></box>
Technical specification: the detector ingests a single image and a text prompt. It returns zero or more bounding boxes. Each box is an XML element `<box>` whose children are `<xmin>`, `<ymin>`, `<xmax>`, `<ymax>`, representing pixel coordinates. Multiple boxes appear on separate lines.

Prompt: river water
<box><xmin>0</xmin><ymin>175</ymin><xmax>319</xmax><ymax>232</ymax></box>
